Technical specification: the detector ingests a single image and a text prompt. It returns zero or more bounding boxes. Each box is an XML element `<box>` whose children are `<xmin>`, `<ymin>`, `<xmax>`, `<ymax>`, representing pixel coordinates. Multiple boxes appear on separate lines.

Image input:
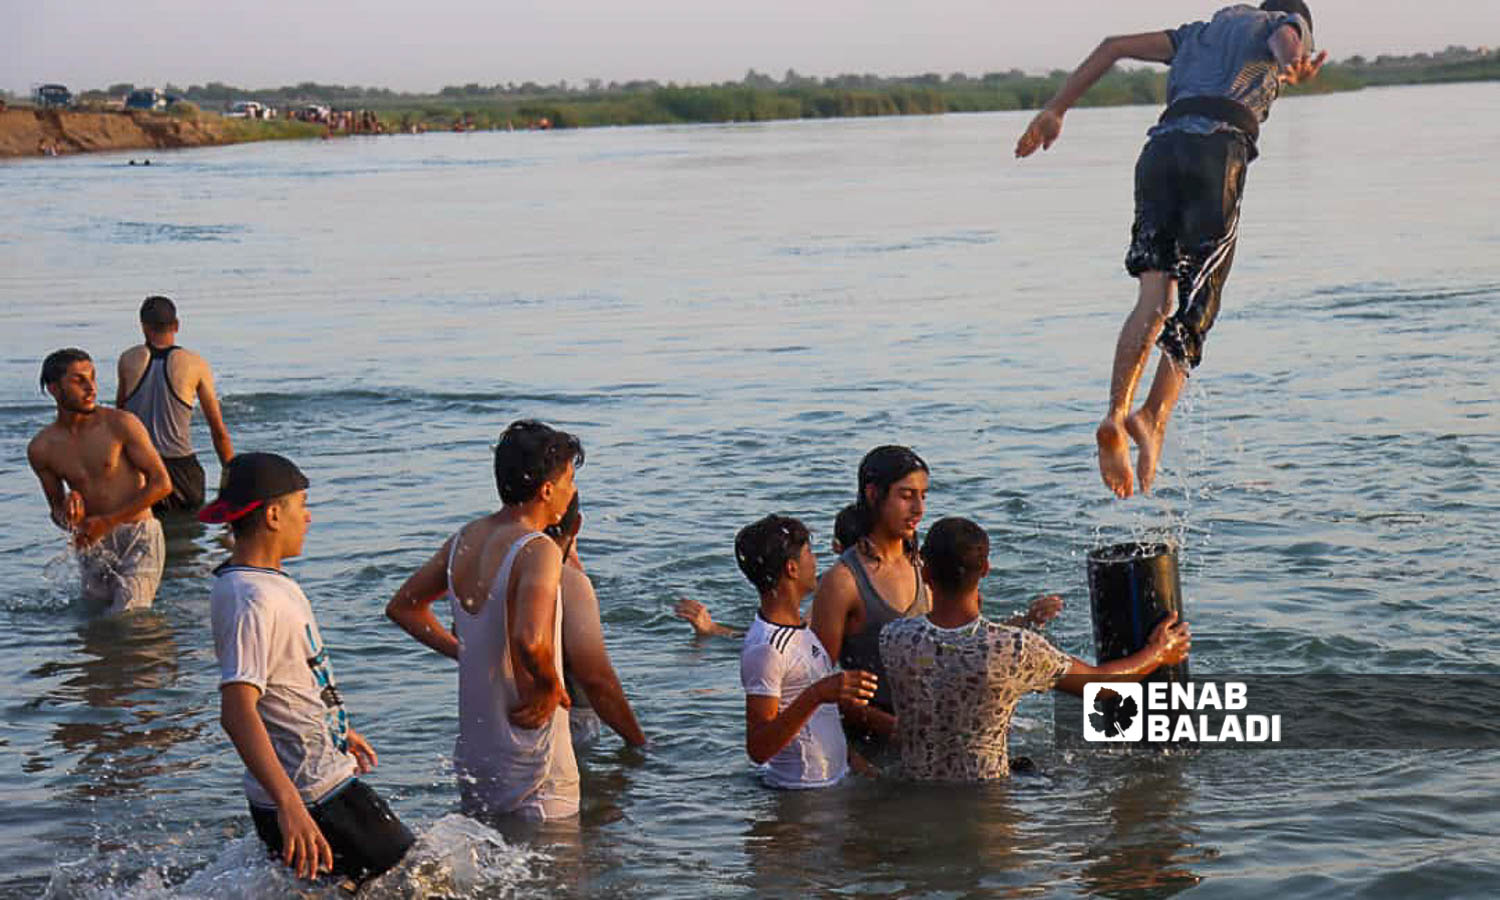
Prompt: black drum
<box><xmin>1086</xmin><ymin>541</ymin><xmax>1188</xmax><ymax>684</ymax></box>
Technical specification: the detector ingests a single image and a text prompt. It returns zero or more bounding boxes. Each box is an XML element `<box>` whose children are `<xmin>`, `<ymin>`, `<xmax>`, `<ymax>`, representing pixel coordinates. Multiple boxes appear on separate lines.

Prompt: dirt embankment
<box><xmin>0</xmin><ymin>108</ymin><xmax>295</xmax><ymax>158</ymax></box>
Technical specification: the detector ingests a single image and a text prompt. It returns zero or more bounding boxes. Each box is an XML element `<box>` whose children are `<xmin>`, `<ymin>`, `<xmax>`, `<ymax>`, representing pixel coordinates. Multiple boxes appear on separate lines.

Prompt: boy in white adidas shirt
<box><xmin>204</xmin><ymin>453</ymin><xmax>413</xmax><ymax>883</ymax></box>
<box><xmin>736</xmin><ymin>514</ymin><xmax>878</xmax><ymax>788</ymax></box>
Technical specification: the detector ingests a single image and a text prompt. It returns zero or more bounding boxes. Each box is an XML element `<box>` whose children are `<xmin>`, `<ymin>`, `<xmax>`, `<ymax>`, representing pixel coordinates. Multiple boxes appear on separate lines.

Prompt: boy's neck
<box><xmin>230</xmin><ymin>535</ymin><xmax>285</xmax><ymax>571</ymax></box>
<box><xmin>758</xmin><ymin>582</ymin><xmax>806</xmax><ymax>628</ymax></box>
<box><xmin>862</xmin><ymin>528</ymin><xmax>906</xmax><ymax>563</ymax></box>
<box><xmin>498</xmin><ymin>501</ymin><xmax>553</xmax><ymax>534</ymax></box>
<box><xmin>927</xmin><ymin>589</ymin><xmax>982</xmax><ymax>629</ymax></box>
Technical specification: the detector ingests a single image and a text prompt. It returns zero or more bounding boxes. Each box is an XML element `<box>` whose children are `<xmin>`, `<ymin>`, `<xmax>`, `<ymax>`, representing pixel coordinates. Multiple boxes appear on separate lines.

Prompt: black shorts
<box><xmin>1124</xmin><ymin>129</ymin><xmax>1254</xmax><ymax>369</ymax></box>
<box><xmin>249</xmin><ymin>779</ymin><xmax>415</xmax><ymax>883</ymax></box>
<box><xmin>156</xmin><ymin>454</ymin><xmax>206</xmax><ymax>514</ymax></box>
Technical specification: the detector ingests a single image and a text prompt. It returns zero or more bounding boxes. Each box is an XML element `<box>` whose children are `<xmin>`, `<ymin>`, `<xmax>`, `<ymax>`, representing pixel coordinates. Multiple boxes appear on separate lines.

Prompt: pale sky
<box><xmin>4</xmin><ymin>0</ymin><xmax>1494</xmax><ymax>95</ymax></box>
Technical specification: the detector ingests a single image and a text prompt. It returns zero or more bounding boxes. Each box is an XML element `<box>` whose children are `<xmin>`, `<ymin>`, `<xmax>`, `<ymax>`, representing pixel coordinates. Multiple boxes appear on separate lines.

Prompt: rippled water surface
<box><xmin>2</xmin><ymin>82</ymin><xmax>1498</xmax><ymax>897</ymax></box>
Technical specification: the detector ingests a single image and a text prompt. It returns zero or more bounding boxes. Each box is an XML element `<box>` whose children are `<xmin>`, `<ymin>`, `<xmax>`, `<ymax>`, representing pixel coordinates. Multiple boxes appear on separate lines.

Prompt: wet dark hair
<box><xmin>1261</xmin><ymin>0</ymin><xmax>1312</xmax><ymax>32</ymax></box>
<box><xmin>40</xmin><ymin>348</ymin><xmax>92</xmax><ymax>389</ymax></box>
<box><xmin>140</xmin><ymin>295</ymin><xmax>178</xmax><ymax>329</ymax></box>
<box><xmin>851</xmin><ymin>445</ymin><xmax>929</xmax><ymax>556</ymax></box>
<box><xmin>920</xmin><ymin>517</ymin><xmax>990</xmax><ymax>595</ymax></box>
<box><xmin>735</xmin><ymin>514</ymin><xmax>811</xmax><ymax>595</ymax></box>
<box><xmin>832</xmin><ymin>503</ymin><xmax>860</xmax><ymax>553</ymax></box>
<box><xmin>493</xmin><ymin>420</ymin><xmax>584</xmax><ymax>505</ymax></box>
<box><xmin>544</xmin><ymin>492</ymin><xmax>582</xmax><ymax>541</ymax></box>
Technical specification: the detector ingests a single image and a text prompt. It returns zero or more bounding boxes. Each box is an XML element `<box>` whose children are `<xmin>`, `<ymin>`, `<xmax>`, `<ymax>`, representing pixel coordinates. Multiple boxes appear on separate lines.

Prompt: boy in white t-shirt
<box><xmin>735</xmin><ymin>514</ymin><xmax>878</xmax><ymax>789</ymax></box>
<box><xmin>204</xmin><ymin>453</ymin><xmax>413</xmax><ymax>883</ymax></box>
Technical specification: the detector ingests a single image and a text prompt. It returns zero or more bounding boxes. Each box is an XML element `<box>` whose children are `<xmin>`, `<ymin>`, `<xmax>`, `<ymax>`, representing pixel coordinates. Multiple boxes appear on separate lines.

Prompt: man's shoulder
<box><xmin>558</xmin><ymin>565</ymin><xmax>596</xmax><ymax>611</ymax></box>
<box><xmin>814</xmin><ymin>560</ymin><xmax>857</xmax><ymax>602</ymax></box>
<box><xmin>26</xmin><ymin>423</ymin><xmax>61</xmax><ymax>459</ymax></box>
<box><xmin>879</xmin><ymin>615</ymin><xmax>929</xmax><ymax>648</ymax></box>
<box><xmin>172</xmin><ymin>345</ymin><xmax>210</xmax><ymax>371</ymax></box>
<box><xmin>98</xmin><ymin>406</ymin><xmax>150</xmax><ymax>439</ymax></box>
<box><xmin>118</xmin><ymin>344</ymin><xmax>149</xmax><ymax>365</ymax></box>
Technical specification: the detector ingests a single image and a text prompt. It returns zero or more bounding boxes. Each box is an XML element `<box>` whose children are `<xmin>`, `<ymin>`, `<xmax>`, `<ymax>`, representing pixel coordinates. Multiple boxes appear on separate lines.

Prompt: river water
<box><xmin>1</xmin><ymin>82</ymin><xmax>1497</xmax><ymax>898</ymax></box>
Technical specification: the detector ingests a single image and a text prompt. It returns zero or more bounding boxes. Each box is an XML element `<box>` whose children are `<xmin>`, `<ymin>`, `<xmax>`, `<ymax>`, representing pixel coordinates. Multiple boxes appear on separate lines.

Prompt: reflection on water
<box><xmin>32</xmin><ymin>613</ymin><xmax>203</xmax><ymax>801</ymax></box>
<box><xmin>1076</xmin><ymin>756</ymin><xmax>1208</xmax><ymax>898</ymax></box>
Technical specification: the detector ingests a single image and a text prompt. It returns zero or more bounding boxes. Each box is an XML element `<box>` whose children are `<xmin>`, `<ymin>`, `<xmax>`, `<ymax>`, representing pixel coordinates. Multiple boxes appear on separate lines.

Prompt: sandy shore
<box><xmin>0</xmin><ymin>108</ymin><xmax>318</xmax><ymax>159</ymax></box>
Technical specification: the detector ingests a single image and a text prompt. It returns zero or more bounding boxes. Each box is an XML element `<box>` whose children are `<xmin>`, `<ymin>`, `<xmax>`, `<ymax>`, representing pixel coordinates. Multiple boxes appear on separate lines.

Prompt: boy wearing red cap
<box><xmin>204</xmin><ymin>453</ymin><xmax>413</xmax><ymax>883</ymax></box>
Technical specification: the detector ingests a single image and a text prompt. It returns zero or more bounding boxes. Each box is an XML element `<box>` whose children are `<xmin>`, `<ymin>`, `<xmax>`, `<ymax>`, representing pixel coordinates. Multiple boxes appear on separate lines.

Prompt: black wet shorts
<box><xmin>156</xmin><ymin>453</ymin><xmax>206</xmax><ymax>514</ymax></box>
<box><xmin>249</xmin><ymin>779</ymin><xmax>415</xmax><ymax>883</ymax></box>
<box><xmin>1124</xmin><ymin>129</ymin><xmax>1254</xmax><ymax>369</ymax></box>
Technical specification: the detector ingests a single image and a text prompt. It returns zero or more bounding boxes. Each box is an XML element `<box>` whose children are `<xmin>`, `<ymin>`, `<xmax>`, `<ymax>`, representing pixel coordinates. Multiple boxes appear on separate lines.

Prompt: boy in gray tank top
<box><xmin>117</xmin><ymin>295</ymin><xmax>234</xmax><ymax>513</ymax></box>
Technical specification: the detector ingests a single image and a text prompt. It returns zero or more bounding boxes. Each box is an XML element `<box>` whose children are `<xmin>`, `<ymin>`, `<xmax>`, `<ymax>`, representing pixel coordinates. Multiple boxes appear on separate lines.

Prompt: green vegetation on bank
<box><xmin>32</xmin><ymin>45</ymin><xmax>1500</xmax><ymax>133</ymax></box>
<box><xmin>216</xmin><ymin>116</ymin><xmax>327</xmax><ymax>143</ymax></box>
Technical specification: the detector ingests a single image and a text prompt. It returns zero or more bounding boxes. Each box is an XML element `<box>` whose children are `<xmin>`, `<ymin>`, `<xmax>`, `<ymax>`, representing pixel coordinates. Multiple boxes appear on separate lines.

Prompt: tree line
<box><xmin>29</xmin><ymin>46</ymin><xmax>1498</xmax><ymax>131</ymax></box>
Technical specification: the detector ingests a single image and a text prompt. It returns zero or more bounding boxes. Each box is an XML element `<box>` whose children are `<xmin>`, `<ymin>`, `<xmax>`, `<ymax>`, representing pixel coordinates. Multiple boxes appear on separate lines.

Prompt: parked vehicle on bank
<box><xmin>34</xmin><ymin>84</ymin><xmax>72</xmax><ymax>108</ymax></box>
<box><xmin>226</xmin><ymin>100</ymin><xmax>265</xmax><ymax>119</ymax></box>
<box><xmin>124</xmin><ymin>88</ymin><xmax>168</xmax><ymax>112</ymax></box>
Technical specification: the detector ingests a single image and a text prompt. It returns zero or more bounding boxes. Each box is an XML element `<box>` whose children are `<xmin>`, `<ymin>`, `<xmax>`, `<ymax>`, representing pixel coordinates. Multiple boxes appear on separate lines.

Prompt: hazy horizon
<box><xmin>5</xmin><ymin>0</ymin><xmax>1496</xmax><ymax>96</ymax></box>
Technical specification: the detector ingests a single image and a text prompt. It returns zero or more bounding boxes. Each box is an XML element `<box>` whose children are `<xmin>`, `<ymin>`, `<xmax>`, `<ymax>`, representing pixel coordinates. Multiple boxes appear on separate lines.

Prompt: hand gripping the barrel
<box><xmin>1055</xmin><ymin>612</ymin><xmax>1191</xmax><ymax>696</ymax></box>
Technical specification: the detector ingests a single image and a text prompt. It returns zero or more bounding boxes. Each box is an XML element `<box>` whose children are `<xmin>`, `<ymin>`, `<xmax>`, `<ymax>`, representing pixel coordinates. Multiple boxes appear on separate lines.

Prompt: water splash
<box><xmin>39</xmin><ymin>814</ymin><xmax>541</xmax><ymax>899</ymax></box>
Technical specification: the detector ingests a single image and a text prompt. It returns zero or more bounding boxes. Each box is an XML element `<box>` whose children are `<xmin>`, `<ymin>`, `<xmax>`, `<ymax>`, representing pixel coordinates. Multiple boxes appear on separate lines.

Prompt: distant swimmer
<box><xmin>205</xmin><ymin>453</ymin><xmax>414</xmax><ymax>883</ymax></box>
<box><xmin>387</xmin><ymin>420</ymin><xmax>583</xmax><ymax>821</ymax></box>
<box><xmin>736</xmin><ymin>514</ymin><xmax>877</xmax><ymax>788</ymax></box>
<box><xmin>545</xmin><ymin>493</ymin><xmax>648</xmax><ymax>749</ymax></box>
<box><xmin>117</xmin><ymin>295</ymin><xmax>234</xmax><ymax>514</ymax></box>
<box><xmin>1016</xmin><ymin>1</ymin><xmax>1325</xmax><ymax>497</ymax></box>
<box><xmin>880</xmin><ymin>518</ymin><xmax>1191</xmax><ymax>780</ymax></box>
<box><xmin>27</xmin><ymin>349</ymin><xmax>171</xmax><ymax>612</ymax></box>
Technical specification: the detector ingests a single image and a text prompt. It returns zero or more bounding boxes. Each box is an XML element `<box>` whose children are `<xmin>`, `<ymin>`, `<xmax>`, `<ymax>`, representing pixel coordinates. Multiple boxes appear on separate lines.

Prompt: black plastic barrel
<box><xmin>1086</xmin><ymin>541</ymin><xmax>1188</xmax><ymax>684</ymax></box>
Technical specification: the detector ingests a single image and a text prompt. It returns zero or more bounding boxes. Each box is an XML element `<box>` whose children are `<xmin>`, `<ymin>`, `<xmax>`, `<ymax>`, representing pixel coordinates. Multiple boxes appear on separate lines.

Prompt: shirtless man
<box><xmin>386</xmin><ymin>419</ymin><xmax>583</xmax><ymax>821</ymax></box>
<box><xmin>1016</xmin><ymin>1</ymin><xmax>1324</xmax><ymax>497</ymax></box>
<box><xmin>117</xmin><ymin>295</ymin><xmax>234</xmax><ymax>513</ymax></box>
<box><xmin>28</xmin><ymin>349</ymin><xmax>172</xmax><ymax>611</ymax></box>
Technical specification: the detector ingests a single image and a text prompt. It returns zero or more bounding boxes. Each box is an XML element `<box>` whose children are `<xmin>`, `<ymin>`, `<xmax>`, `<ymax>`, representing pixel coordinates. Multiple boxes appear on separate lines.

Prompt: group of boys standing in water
<box><xmin>27</xmin><ymin>0</ymin><xmax>1323</xmax><ymax>886</ymax></box>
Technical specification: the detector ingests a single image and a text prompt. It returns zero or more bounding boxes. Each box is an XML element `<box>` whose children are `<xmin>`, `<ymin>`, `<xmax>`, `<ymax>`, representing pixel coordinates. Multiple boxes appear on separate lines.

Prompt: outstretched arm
<box><xmin>1016</xmin><ymin>31</ymin><xmax>1176</xmax><ymax>157</ymax></box>
<box><xmin>386</xmin><ymin>537</ymin><xmax>459</xmax><ymax>659</ymax></box>
<box><xmin>673</xmin><ymin>597</ymin><xmax>741</xmax><ymax>639</ymax></box>
<box><xmin>1055</xmin><ymin>612</ymin><xmax>1191</xmax><ymax>695</ymax></box>
<box><xmin>999</xmin><ymin>593</ymin><xmax>1064</xmax><ymax>629</ymax></box>
<box><xmin>1270</xmin><ymin>24</ymin><xmax>1327</xmax><ymax>85</ymax></box>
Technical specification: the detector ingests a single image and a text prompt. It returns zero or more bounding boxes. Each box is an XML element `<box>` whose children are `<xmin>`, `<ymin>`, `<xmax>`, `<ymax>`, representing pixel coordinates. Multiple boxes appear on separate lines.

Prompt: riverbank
<box><xmin>0</xmin><ymin>108</ymin><xmax>324</xmax><ymax>159</ymax></box>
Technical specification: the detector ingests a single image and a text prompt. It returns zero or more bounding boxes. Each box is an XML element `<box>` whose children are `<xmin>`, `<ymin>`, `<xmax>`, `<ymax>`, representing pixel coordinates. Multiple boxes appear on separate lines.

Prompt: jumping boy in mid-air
<box><xmin>1016</xmin><ymin>1</ymin><xmax>1326</xmax><ymax>497</ymax></box>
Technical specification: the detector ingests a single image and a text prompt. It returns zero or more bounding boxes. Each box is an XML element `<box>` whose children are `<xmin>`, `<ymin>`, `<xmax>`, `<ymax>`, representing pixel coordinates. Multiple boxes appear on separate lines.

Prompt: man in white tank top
<box><xmin>387</xmin><ymin>420</ymin><xmax>585</xmax><ymax>821</ymax></box>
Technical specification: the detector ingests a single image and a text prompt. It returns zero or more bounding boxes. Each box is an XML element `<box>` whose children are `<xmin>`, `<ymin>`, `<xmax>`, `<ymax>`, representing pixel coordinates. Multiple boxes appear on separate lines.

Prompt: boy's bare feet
<box><xmin>1096</xmin><ymin>418</ymin><xmax>1135</xmax><ymax>498</ymax></box>
<box><xmin>1126</xmin><ymin>407</ymin><xmax>1167</xmax><ymax>495</ymax></box>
